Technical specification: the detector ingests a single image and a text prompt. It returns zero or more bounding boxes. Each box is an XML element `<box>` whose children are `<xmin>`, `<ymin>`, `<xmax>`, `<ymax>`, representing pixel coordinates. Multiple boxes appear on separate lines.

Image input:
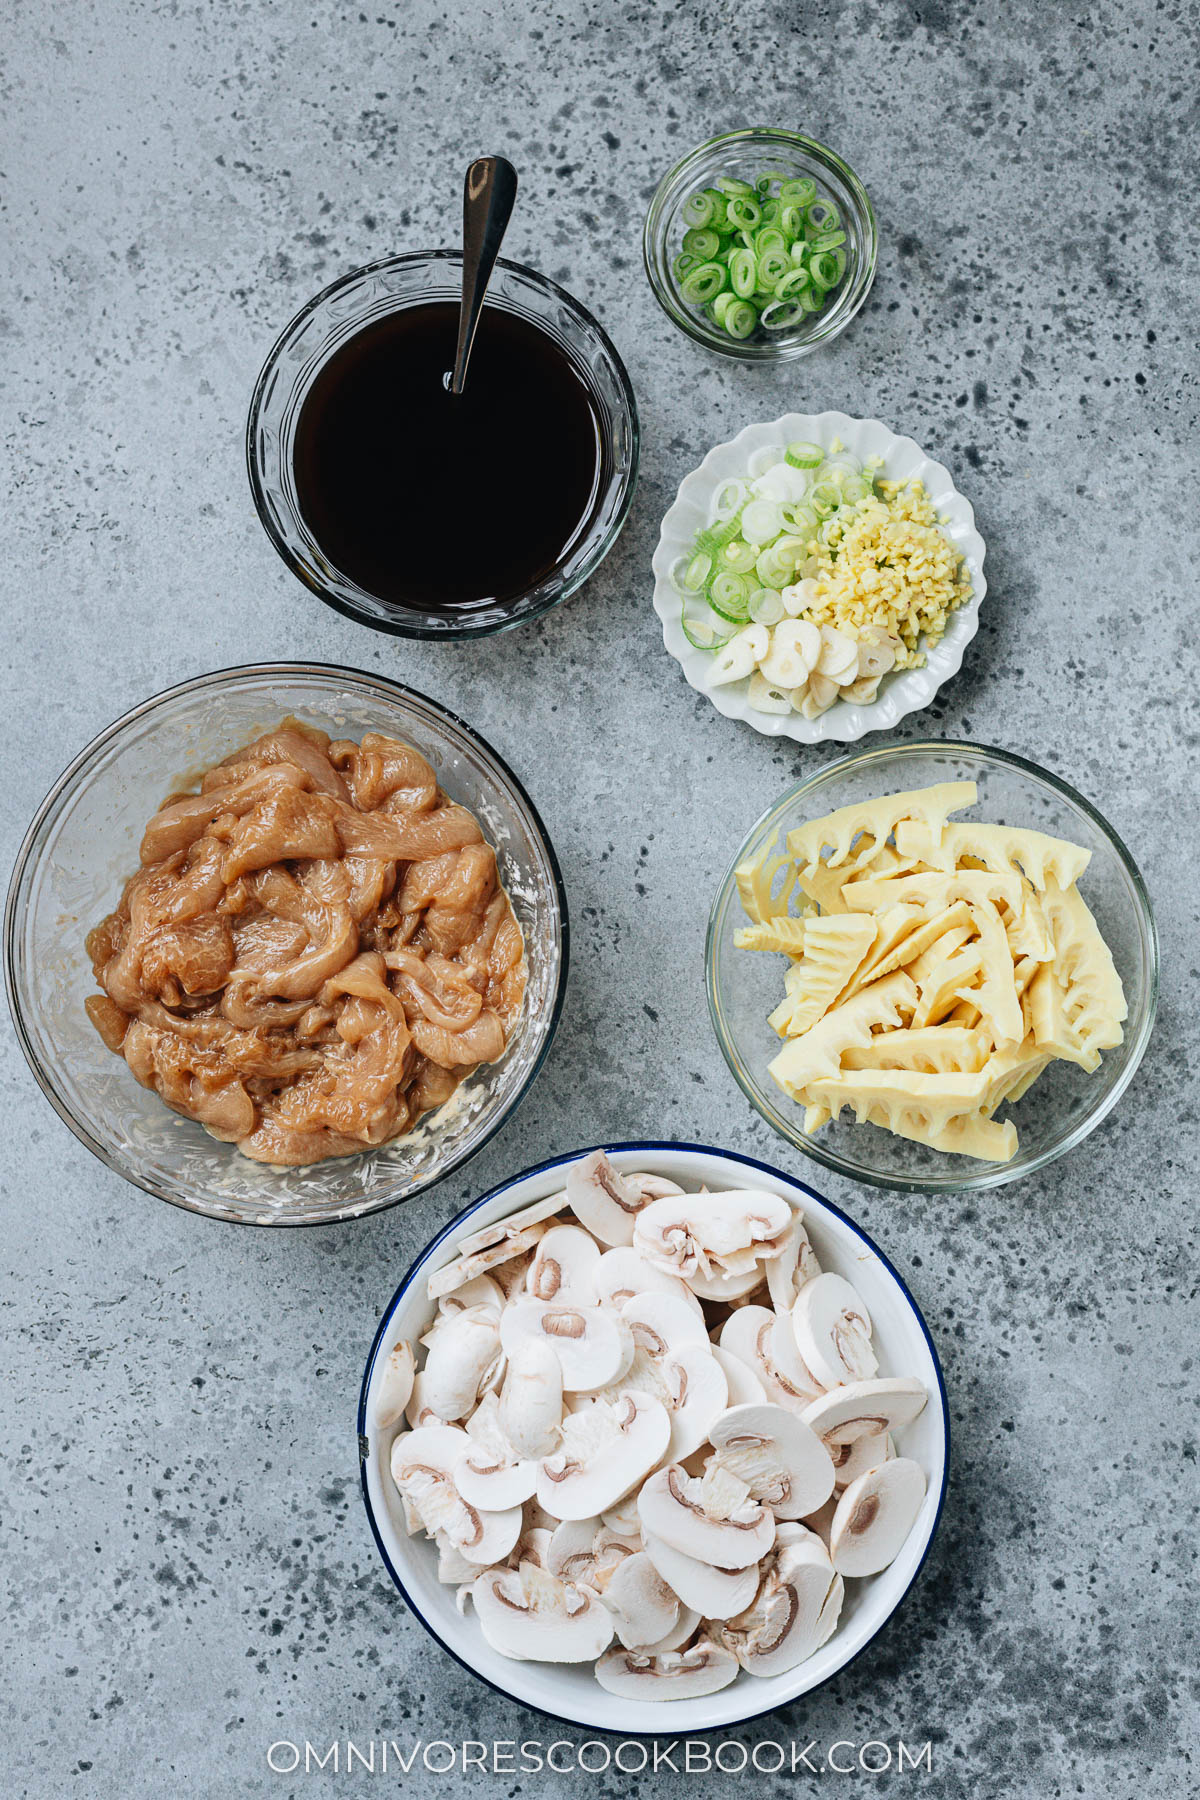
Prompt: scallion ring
<box><xmin>724</xmin><ymin>299</ymin><xmax>758</xmax><ymax>339</ymax></box>
<box><xmin>709</xmin><ymin>569</ymin><xmax>752</xmax><ymax>620</ymax></box>
<box><xmin>681</xmin><ymin>261</ymin><xmax>727</xmax><ymax>305</ymax></box>
<box><xmin>682</xmin><ymin>226</ymin><xmax>721</xmax><ymax>260</ymax></box>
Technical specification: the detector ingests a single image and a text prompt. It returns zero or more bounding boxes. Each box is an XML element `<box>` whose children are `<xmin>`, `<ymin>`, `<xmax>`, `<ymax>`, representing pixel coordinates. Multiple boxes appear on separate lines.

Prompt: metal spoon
<box><xmin>449</xmin><ymin>156</ymin><xmax>519</xmax><ymax>396</ymax></box>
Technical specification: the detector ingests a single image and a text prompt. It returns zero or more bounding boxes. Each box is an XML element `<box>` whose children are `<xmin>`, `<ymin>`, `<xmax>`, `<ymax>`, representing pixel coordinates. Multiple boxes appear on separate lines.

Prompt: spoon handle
<box><xmin>450</xmin><ymin>156</ymin><xmax>519</xmax><ymax>396</ymax></box>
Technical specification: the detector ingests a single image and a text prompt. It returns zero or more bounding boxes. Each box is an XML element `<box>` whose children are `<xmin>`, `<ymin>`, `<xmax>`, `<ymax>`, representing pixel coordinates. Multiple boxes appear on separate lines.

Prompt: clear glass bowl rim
<box><xmin>706</xmin><ymin>738</ymin><xmax>1160</xmax><ymax>1193</ymax></box>
<box><xmin>4</xmin><ymin>660</ymin><xmax>571</xmax><ymax>1227</ymax></box>
<box><xmin>245</xmin><ymin>250</ymin><xmax>641</xmax><ymax>641</ymax></box>
<box><xmin>642</xmin><ymin>126</ymin><xmax>878</xmax><ymax>362</ymax></box>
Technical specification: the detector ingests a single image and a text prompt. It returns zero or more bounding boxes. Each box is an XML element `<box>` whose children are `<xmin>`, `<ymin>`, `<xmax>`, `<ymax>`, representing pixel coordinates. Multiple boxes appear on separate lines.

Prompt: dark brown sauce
<box><xmin>292</xmin><ymin>301</ymin><xmax>604</xmax><ymax>612</ymax></box>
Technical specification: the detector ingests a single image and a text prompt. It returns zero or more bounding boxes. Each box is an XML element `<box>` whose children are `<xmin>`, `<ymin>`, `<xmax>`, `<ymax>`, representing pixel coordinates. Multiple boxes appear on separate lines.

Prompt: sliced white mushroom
<box><xmin>791</xmin><ymin>1272</ymin><xmax>878</xmax><ymax>1389</ymax></box>
<box><xmin>536</xmin><ymin>1391</ymin><xmax>670</xmax><ymax>1521</ymax></box>
<box><xmin>832</xmin><ymin>1430</ymin><xmax>894</xmax><ymax>1490</ymax></box>
<box><xmin>373</xmin><ymin>1339</ymin><xmax>415</xmax><ymax>1430</ymax></box>
<box><xmin>687</xmin><ymin>1262</ymin><xmax>769</xmax><ymax>1302</ymax></box>
<box><xmin>633</xmin><ymin>1189</ymin><xmax>793</xmax><ymax>1283</ymax></box>
<box><xmin>471</xmin><ymin>1561</ymin><xmax>614</xmax><ymax>1663</ymax></box>
<box><xmin>419</xmin><ymin>1305</ymin><xmax>503</xmax><ymax>1423</ymax></box>
<box><xmin>600</xmin><ymin>1494</ymin><xmax>643</xmax><ymax>1543</ymax></box>
<box><xmin>498</xmin><ymin>1337</ymin><xmax>563</xmax><ymax>1460</ymax></box>
<box><xmin>434</xmin><ymin>1531</ymin><xmax>478</xmax><ymax>1585</ymax></box>
<box><xmin>621</xmin><ymin>1290</ymin><xmax>710</xmax><ymax>1357</ymax></box>
<box><xmin>641</xmin><ymin>1529</ymin><xmax>760</xmax><ymax>1618</ymax></box>
<box><xmin>403</xmin><ymin>1371</ymin><xmax>445</xmax><ymax>1431</ymax></box>
<box><xmin>643</xmin><ymin>1603</ymin><xmax>701</xmax><ymax>1654</ymax></box>
<box><xmin>389</xmin><ymin>1425</ymin><xmax>523</xmax><ymax>1566</ymax></box>
<box><xmin>437</xmin><ymin>1273</ymin><xmax>504</xmax><ymax>1317</ymax></box>
<box><xmin>707</xmin><ymin>1402</ymin><xmax>836</xmax><ymax>1520</ymax></box>
<box><xmin>662</xmin><ymin>1342</ymin><xmax>729</xmax><ymax>1461</ymax></box>
<box><xmin>595</xmin><ymin>1637</ymin><xmax>739</xmax><ymax>1699</ymax></box>
<box><xmin>602</xmin><ymin>1551</ymin><xmax>684</xmax><ymax>1651</ymax></box>
<box><xmin>802</xmin><ymin>1376</ymin><xmax>928</xmax><ymax>1446</ymax></box>
<box><xmin>765</xmin><ymin>1212</ymin><xmax>822</xmax><ymax>1315</ymax></box>
<box><xmin>719</xmin><ymin>1532</ymin><xmax>844</xmax><ymax>1677</ymax></box>
<box><xmin>457</xmin><ymin>1192</ymin><xmax>569</xmax><ymax>1256</ymax></box>
<box><xmin>565</xmin><ymin>1150</ymin><xmax>653</xmax><ymax>1247</ymax></box>
<box><xmin>594</xmin><ymin>1246</ymin><xmax>704</xmax><ymax>1317</ymax></box>
<box><xmin>500</xmin><ymin>1297</ymin><xmax>633</xmax><ymax>1393</ymax></box>
<box><xmin>454</xmin><ymin>1394</ymin><xmax>538</xmax><ymax>1511</ymax></box>
<box><xmin>711</xmin><ymin>1342</ymin><xmax>767</xmax><ymax>1406</ymax></box>
<box><xmin>509</xmin><ymin>1524</ymin><xmax>553</xmax><ymax>1570</ymax></box>
<box><xmin>829</xmin><ymin>1457</ymin><xmax>927</xmax><ymax>1577</ymax></box>
<box><xmin>719</xmin><ymin>1306</ymin><xmax>824</xmax><ymax>1411</ymax></box>
<box><xmin>427</xmin><ymin>1220</ymin><xmax>552</xmax><ymax>1300</ymax></box>
<box><xmin>636</xmin><ymin>1463</ymin><xmax>775</xmax><ymax>1570</ymax></box>
<box><xmin>707</xmin><ymin>623</ymin><xmax>769</xmax><ymax>688</ymax></box>
<box><xmin>526</xmin><ymin>1224</ymin><xmax>602</xmax><ymax>1306</ymax></box>
<box><xmin>800</xmin><ymin>1496</ymin><xmax>838</xmax><ymax>1547</ymax></box>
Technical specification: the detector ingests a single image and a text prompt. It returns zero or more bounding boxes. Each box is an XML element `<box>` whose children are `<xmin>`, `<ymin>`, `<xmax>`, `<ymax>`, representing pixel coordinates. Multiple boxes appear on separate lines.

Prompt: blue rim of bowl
<box><xmin>245</xmin><ymin>250</ymin><xmax>641</xmax><ymax>641</ymax></box>
<box><xmin>706</xmin><ymin>739</ymin><xmax>1160</xmax><ymax>1193</ymax></box>
<box><xmin>357</xmin><ymin>1139</ymin><xmax>950</xmax><ymax>1735</ymax></box>
<box><xmin>3</xmin><ymin>660</ymin><xmax>571</xmax><ymax>1228</ymax></box>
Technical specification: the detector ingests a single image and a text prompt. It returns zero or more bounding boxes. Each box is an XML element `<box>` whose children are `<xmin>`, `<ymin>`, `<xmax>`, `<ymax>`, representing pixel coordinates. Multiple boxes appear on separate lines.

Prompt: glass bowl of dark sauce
<box><xmin>249</xmin><ymin>252</ymin><xmax>639</xmax><ymax>638</ymax></box>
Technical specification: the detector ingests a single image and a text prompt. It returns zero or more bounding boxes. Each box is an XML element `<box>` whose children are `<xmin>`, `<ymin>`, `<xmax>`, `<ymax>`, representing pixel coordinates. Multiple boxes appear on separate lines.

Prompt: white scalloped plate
<box><xmin>651</xmin><ymin>412</ymin><xmax>986</xmax><ymax>742</ymax></box>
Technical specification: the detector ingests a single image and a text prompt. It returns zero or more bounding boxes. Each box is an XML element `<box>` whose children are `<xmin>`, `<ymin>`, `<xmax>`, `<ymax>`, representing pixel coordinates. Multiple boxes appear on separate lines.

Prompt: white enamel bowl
<box><xmin>358</xmin><ymin>1142</ymin><xmax>949</xmax><ymax>1734</ymax></box>
<box><xmin>652</xmin><ymin>411</ymin><xmax>986</xmax><ymax>742</ymax></box>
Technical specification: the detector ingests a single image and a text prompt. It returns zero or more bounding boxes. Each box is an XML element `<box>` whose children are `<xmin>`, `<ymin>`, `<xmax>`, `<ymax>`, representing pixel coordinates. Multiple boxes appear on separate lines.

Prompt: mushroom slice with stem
<box><xmin>633</xmin><ymin>1189</ymin><xmax>793</xmax><ymax>1284</ymax></box>
<box><xmin>454</xmin><ymin>1394</ymin><xmax>538</xmax><ymax>1511</ymax></box>
<box><xmin>600</xmin><ymin>1495</ymin><xmax>643</xmax><ymax>1543</ymax></box>
<box><xmin>500</xmin><ymin>1298</ymin><xmax>633</xmax><ymax>1393</ymax></box>
<box><xmin>471</xmin><ymin>1561</ymin><xmax>615</xmax><ymax>1663</ymax></box>
<box><xmin>427</xmin><ymin>1220</ymin><xmax>552</xmax><ymax>1301</ymax></box>
<box><xmin>433</xmin><ymin>1532</ymin><xmax>478</xmax><ymax>1586</ymax></box>
<box><xmin>802</xmin><ymin>1376</ymin><xmax>927</xmax><ymax>1447</ymax></box>
<box><xmin>536</xmin><ymin>1391</ymin><xmax>670</xmax><ymax>1521</ymax></box>
<box><xmin>720</xmin><ymin>1306</ymin><xmax>824</xmax><ymax>1412</ymax></box>
<box><xmin>457</xmin><ymin>1192</ymin><xmax>569</xmax><ymax>1257</ymax></box>
<box><xmin>402</xmin><ymin>1371</ymin><xmax>446</xmax><ymax>1432</ymax></box>
<box><xmin>707</xmin><ymin>1402</ymin><xmax>836</xmax><ymax>1520</ymax></box>
<box><xmin>602</xmin><ymin>1551</ymin><xmax>685</xmax><ymax>1651</ymax></box>
<box><xmin>389</xmin><ymin>1424</ymin><xmax>523</xmax><ymax>1567</ymax></box>
<box><xmin>594</xmin><ymin>1246</ymin><xmax>704</xmax><ymax>1317</ymax></box>
<box><xmin>636</xmin><ymin>1462</ymin><xmax>775</xmax><ymax>1570</ymax></box>
<box><xmin>800</xmin><ymin>1496</ymin><xmax>838</xmax><ymax>1547</ymax></box>
<box><xmin>436</xmin><ymin>1274</ymin><xmax>504</xmax><ymax>1318</ymax></box>
<box><xmin>594</xmin><ymin>1637</ymin><xmax>739</xmax><ymax>1700</ymax></box>
<box><xmin>373</xmin><ymin>1339</ymin><xmax>415</xmax><ymax>1430</ymax></box>
<box><xmin>719</xmin><ymin>1533</ymin><xmax>844</xmax><ymax>1678</ymax></box>
<box><xmin>711</xmin><ymin>1343</ymin><xmax>767</xmax><ymax>1406</ymax></box>
<box><xmin>566</xmin><ymin>1150</ymin><xmax>655</xmax><ymax>1247</ymax></box>
<box><xmin>832</xmin><ymin>1431</ymin><xmax>894</xmax><ymax>1490</ymax></box>
<box><xmin>791</xmin><ymin>1273</ymin><xmax>878</xmax><ymax>1389</ymax></box>
<box><xmin>498</xmin><ymin>1337</ymin><xmax>563</xmax><ymax>1460</ymax></box>
<box><xmin>526</xmin><ymin>1224</ymin><xmax>602</xmax><ymax>1306</ymax></box>
<box><xmin>765</xmin><ymin>1213</ymin><xmax>822</xmax><ymax>1315</ymax></box>
<box><xmin>662</xmin><ymin>1342</ymin><xmax>729</xmax><ymax>1462</ymax></box>
<box><xmin>419</xmin><ymin>1305</ymin><xmax>503</xmax><ymax>1423</ymax></box>
<box><xmin>829</xmin><ymin>1457</ymin><xmax>927</xmax><ymax>1577</ymax></box>
<box><xmin>641</xmin><ymin>1530</ymin><xmax>760</xmax><ymax>1618</ymax></box>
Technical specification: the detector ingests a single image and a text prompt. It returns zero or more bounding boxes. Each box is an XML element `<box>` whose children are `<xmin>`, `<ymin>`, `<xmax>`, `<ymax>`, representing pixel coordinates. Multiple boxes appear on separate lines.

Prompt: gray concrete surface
<box><xmin>2</xmin><ymin>1</ymin><xmax>1197</xmax><ymax>1795</ymax></box>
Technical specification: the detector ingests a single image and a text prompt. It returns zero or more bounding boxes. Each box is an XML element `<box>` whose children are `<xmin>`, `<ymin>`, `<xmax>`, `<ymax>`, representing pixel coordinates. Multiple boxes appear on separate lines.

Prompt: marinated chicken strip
<box><xmin>85</xmin><ymin>726</ymin><xmax>526</xmax><ymax>1167</ymax></box>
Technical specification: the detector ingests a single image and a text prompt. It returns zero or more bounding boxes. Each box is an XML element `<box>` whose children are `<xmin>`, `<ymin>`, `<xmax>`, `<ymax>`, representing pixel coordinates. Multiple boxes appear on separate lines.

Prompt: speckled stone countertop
<box><xmin>2</xmin><ymin>1</ymin><xmax>1196</xmax><ymax>1795</ymax></box>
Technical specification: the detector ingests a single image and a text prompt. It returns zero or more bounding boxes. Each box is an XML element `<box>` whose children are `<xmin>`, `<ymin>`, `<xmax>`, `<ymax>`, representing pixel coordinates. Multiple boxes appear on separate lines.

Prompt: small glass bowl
<box><xmin>643</xmin><ymin>127</ymin><xmax>877</xmax><ymax>362</ymax></box>
<box><xmin>707</xmin><ymin>742</ymin><xmax>1159</xmax><ymax>1192</ymax></box>
<box><xmin>5</xmin><ymin>664</ymin><xmax>568</xmax><ymax>1226</ymax></box>
<box><xmin>247</xmin><ymin>251</ymin><xmax>639</xmax><ymax>639</ymax></box>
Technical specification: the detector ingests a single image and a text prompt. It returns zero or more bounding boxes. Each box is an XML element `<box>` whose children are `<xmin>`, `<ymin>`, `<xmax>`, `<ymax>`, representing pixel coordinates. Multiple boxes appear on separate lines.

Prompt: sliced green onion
<box><xmin>774</xmin><ymin>266</ymin><xmax>811</xmax><ymax>299</ymax></box>
<box><xmin>724</xmin><ymin>299</ymin><xmax>757</xmax><ymax>340</ymax></box>
<box><xmin>717</xmin><ymin>175</ymin><xmax>755</xmax><ymax>198</ymax></box>
<box><xmin>726</xmin><ymin>195</ymin><xmax>762</xmax><ymax>230</ymax></box>
<box><xmin>683</xmin><ymin>550</ymin><xmax>713</xmax><ymax>589</ymax></box>
<box><xmin>749</xmin><ymin>587</ymin><xmax>786</xmax><ymax>626</ymax></box>
<box><xmin>681</xmin><ymin>261</ymin><xmax>727</xmax><ymax>304</ymax></box>
<box><xmin>695</xmin><ymin>517</ymin><xmax>741</xmax><ymax>554</ymax></box>
<box><xmin>809</xmin><ymin>481</ymin><xmax>841</xmax><ymax>518</ymax></box>
<box><xmin>682</xmin><ymin>226</ymin><xmax>721</xmax><ymax>260</ymax></box>
<box><xmin>680</xmin><ymin>592</ymin><xmax>733</xmax><ymax>650</ymax></box>
<box><xmin>779</xmin><ymin>177</ymin><xmax>816</xmax><ymax>206</ymax></box>
<box><xmin>709</xmin><ymin>570</ymin><xmax>751</xmax><ymax>620</ymax></box>
<box><xmin>779</xmin><ymin>500</ymin><xmax>817</xmax><ymax>534</ymax></box>
<box><xmin>729</xmin><ymin>247</ymin><xmax>757</xmax><ymax>299</ymax></box>
<box><xmin>754</xmin><ymin>226</ymin><xmax>787</xmax><ymax>256</ymax></box>
<box><xmin>672</xmin><ymin>251</ymin><xmax>698</xmax><ymax>283</ymax></box>
<box><xmin>810</xmin><ymin>230</ymin><xmax>847</xmax><ymax>253</ymax></box>
<box><xmin>702</xmin><ymin>188</ymin><xmax>729</xmax><ymax>229</ymax></box>
<box><xmin>711</xmin><ymin>291</ymin><xmax>736</xmax><ymax>325</ymax></box>
<box><xmin>755</xmin><ymin>546</ymin><xmax>791</xmax><ymax>589</ymax></box>
<box><xmin>778</xmin><ymin>203</ymin><xmax>803</xmax><ymax>238</ymax></box>
<box><xmin>741</xmin><ymin>498</ymin><xmax>783</xmax><ymax>543</ymax></box>
<box><xmin>719</xmin><ymin>536</ymin><xmax>758</xmax><ymax>574</ymax></box>
<box><xmin>810</xmin><ymin>250</ymin><xmax>841</xmax><ymax>291</ymax></box>
<box><xmin>757</xmin><ymin>247</ymin><xmax>792</xmax><ymax>287</ymax></box>
<box><xmin>681</xmin><ymin>190</ymin><xmax>717</xmax><ymax>228</ymax></box>
<box><xmin>785</xmin><ymin>441</ymin><xmax>824</xmax><ymax>469</ymax></box>
<box><xmin>712</xmin><ymin>477</ymin><xmax>750</xmax><ymax>520</ymax></box>
<box><xmin>804</xmin><ymin>198</ymin><xmax>840</xmax><ymax>232</ymax></box>
<box><xmin>760</xmin><ymin>298</ymin><xmax>805</xmax><ymax>331</ymax></box>
<box><xmin>759</xmin><ymin>199</ymin><xmax>781</xmax><ymax>224</ymax></box>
